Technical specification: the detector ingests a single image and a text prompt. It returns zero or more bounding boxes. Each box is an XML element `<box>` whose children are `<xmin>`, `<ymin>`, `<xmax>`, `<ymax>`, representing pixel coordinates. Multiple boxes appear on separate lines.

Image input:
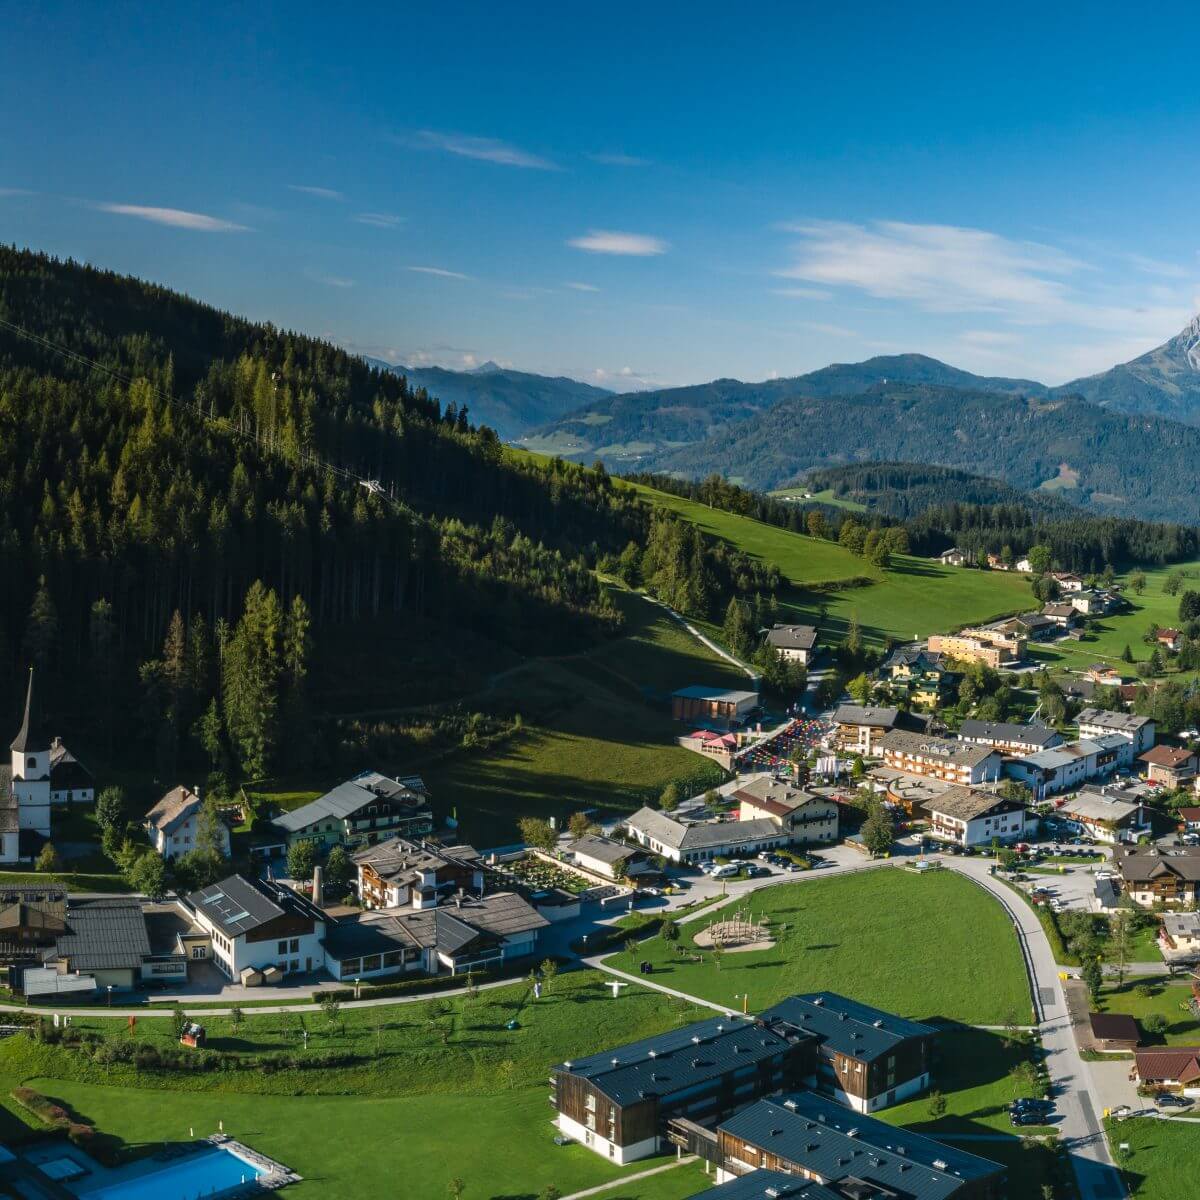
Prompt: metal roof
<box><xmin>554</xmin><ymin>1014</ymin><xmax>791</xmax><ymax>1107</ymax></box>
<box><xmin>957</xmin><ymin>720</ymin><xmax>1062</xmax><ymax>749</ymax></box>
<box><xmin>673</xmin><ymin>685</ymin><xmax>759</xmax><ymax>704</ymax></box>
<box><xmin>1076</xmin><ymin>709</ymin><xmax>1153</xmax><ymax>733</ymax></box>
<box><xmin>760</xmin><ymin>994</ymin><xmax>935</xmax><ymax>1064</ymax></box>
<box><xmin>186</xmin><ymin>874</ymin><xmax>325</xmax><ymax>936</ymax></box>
<box><xmin>10</xmin><ymin>669</ymin><xmax>47</xmax><ymax>754</ymax></box>
<box><xmin>686</xmin><ymin>1171</ymin><xmax>841</xmax><ymax>1200</ymax></box>
<box><xmin>569</xmin><ymin>834</ymin><xmax>636</xmax><ymax>865</ymax></box>
<box><xmin>766</xmin><ymin>625</ymin><xmax>818</xmax><ymax>652</ymax></box>
<box><xmin>54</xmin><ymin>898</ymin><xmax>152</xmax><ymax>971</ymax></box>
<box><xmin>719</xmin><ymin>1093</ymin><xmax>1002</xmax><ymax>1200</ymax></box>
<box><xmin>924</xmin><ymin>787</ymin><xmax>1015</xmax><ymax>823</ymax></box>
<box><xmin>144</xmin><ymin>786</ymin><xmax>204</xmax><ymax>834</ymax></box>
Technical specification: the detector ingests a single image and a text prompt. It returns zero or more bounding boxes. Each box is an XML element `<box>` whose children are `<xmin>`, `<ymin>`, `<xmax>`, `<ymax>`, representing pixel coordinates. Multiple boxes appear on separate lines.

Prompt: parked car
<box><xmin>1010</xmin><ymin>1111</ymin><xmax>1043</xmax><ymax>1127</ymax></box>
<box><xmin>1155</xmin><ymin>1094</ymin><xmax>1191</xmax><ymax>1109</ymax></box>
<box><xmin>746</xmin><ymin>865</ymin><xmax>771</xmax><ymax>878</ymax></box>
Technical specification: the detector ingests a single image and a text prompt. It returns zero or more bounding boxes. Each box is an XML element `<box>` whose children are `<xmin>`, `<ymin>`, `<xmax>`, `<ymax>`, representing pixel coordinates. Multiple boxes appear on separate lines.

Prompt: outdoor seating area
<box><xmin>499</xmin><ymin>854</ymin><xmax>604</xmax><ymax>895</ymax></box>
<box><xmin>737</xmin><ymin>717</ymin><xmax>829</xmax><ymax>773</ymax></box>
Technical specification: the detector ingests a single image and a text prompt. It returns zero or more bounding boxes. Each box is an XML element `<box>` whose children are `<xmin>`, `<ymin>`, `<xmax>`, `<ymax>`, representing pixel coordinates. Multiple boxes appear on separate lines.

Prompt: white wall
<box><xmin>555</xmin><ymin>1113</ymin><xmax>659</xmax><ymax>1165</ymax></box>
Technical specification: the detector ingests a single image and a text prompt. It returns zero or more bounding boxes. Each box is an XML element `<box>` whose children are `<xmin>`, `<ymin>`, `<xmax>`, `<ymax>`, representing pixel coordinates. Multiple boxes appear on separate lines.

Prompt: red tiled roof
<box><xmin>1135</xmin><ymin>1047</ymin><xmax>1200</xmax><ymax>1084</ymax></box>
<box><xmin>1177</xmin><ymin>807</ymin><xmax>1200</xmax><ymax>822</ymax></box>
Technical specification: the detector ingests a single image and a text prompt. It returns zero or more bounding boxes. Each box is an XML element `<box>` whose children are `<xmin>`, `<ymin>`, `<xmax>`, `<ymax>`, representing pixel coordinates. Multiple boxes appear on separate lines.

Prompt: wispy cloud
<box><xmin>568</xmin><ymin>230</ymin><xmax>668</xmax><ymax>256</ymax></box>
<box><xmin>771</xmin><ymin>285</ymin><xmax>832</xmax><ymax>301</ymax></box>
<box><xmin>564</xmin><ymin>281</ymin><xmax>600</xmax><ymax>292</ymax></box>
<box><xmin>288</xmin><ymin>184</ymin><xmax>346</xmax><ymax>201</ymax></box>
<box><xmin>353</xmin><ymin>212</ymin><xmax>403</xmax><ymax>228</ymax></box>
<box><xmin>96</xmin><ymin>204</ymin><xmax>249</xmax><ymax>232</ymax></box>
<box><xmin>588</xmin><ymin>152</ymin><xmax>651</xmax><ymax>167</ymax></box>
<box><xmin>414</xmin><ymin>130</ymin><xmax>559</xmax><ymax>170</ymax></box>
<box><xmin>0</xmin><ymin>187</ymin><xmax>33</xmax><ymax>197</ymax></box>
<box><xmin>306</xmin><ymin>270</ymin><xmax>354</xmax><ymax>288</ymax></box>
<box><xmin>407</xmin><ymin>265</ymin><xmax>471</xmax><ymax>280</ymax></box>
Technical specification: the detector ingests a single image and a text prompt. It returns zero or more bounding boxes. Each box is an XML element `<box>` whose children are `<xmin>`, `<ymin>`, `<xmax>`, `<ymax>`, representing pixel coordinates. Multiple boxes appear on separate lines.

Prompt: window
<box><xmin>278</xmin><ymin>940</ymin><xmax>288</xmax><ymax>954</ymax></box>
<box><xmin>289</xmin><ymin>938</ymin><xmax>300</xmax><ymax>953</ymax></box>
<box><xmin>191</xmin><ymin>946</ymin><xmax>206</xmax><ymax>960</ymax></box>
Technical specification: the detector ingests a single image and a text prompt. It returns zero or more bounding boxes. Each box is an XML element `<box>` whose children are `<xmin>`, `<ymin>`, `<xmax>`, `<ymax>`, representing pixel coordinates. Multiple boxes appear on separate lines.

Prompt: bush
<box><xmin>1142</xmin><ymin>1012</ymin><xmax>1169</xmax><ymax>1036</ymax></box>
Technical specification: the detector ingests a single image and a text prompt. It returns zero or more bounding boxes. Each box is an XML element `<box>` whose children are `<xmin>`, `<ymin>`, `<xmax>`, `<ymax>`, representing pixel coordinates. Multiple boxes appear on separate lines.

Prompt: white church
<box><xmin>1</xmin><ymin>671</ymin><xmax>94</xmax><ymax>863</ymax></box>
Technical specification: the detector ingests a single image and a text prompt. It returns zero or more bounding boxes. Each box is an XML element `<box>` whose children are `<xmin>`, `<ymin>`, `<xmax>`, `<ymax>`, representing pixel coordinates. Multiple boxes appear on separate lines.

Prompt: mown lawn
<box><xmin>0</xmin><ymin>1078</ymin><xmax>659</xmax><ymax>1200</ymax></box>
<box><xmin>1108</xmin><ymin>1116</ymin><xmax>1199</xmax><ymax>1199</ymax></box>
<box><xmin>623</xmin><ymin>481</ymin><xmax>879</xmax><ymax>586</ymax></box>
<box><xmin>1095</xmin><ymin>976</ymin><xmax>1200</xmax><ymax>1045</ymax></box>
<box><xmin>607</xmin><ymin>868</ymin><xmax>1033</xmax><ymax>1025</ymax></box>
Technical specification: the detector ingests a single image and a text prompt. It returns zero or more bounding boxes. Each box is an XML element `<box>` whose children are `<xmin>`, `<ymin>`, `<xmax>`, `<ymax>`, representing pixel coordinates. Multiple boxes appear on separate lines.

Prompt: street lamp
<box><xmin>106</xmin><ymin>985</ymin><xmax>113</xmax><ymax>1008</ymax></box>
<box><xmin>734</xmin><ymin>992</ymin><xmax>749</xmax><ymax>1015</ymax></box>
<box><xmin>353</xmin><ymin>976</ymin><xmax>361</xmax><ymax>1001</ymax></box>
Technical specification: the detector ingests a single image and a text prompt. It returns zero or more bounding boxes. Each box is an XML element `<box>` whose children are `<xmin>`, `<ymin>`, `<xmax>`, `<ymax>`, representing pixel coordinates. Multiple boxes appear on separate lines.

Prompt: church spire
<box><xmin>10</xmin><ymin>668</ymin><xmax>46</xmax><ymax>753</ymax></box>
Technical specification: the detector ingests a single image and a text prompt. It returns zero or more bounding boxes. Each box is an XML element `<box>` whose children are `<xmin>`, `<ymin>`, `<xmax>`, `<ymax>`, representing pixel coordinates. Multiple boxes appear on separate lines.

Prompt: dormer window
<box><xmin>27</xmin><ymin>757</ymin><xmax>36</xmax><ymax>770</ymax></box>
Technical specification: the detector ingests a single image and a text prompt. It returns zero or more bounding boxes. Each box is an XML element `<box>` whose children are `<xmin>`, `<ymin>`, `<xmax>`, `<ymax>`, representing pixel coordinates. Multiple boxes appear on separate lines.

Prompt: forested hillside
<box><xmin>0</xmin><ymin>249</ymin><xmax>797</xmax><ymax>790</ymax></box>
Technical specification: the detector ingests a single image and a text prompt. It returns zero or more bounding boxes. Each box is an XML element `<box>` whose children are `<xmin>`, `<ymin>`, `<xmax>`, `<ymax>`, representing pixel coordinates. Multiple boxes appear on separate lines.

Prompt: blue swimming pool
<box><xmin>75</xmin><ymin>1145</ymin><xmax>266</xmax><ymax>1200</ymax></box>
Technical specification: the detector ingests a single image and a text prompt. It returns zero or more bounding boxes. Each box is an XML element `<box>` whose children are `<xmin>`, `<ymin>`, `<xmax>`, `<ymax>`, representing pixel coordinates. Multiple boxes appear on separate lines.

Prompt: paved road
<box><xmin>942</xmin><ymin>859</ymin><xmax>1126</xmax><ymax>1200</ymax></box>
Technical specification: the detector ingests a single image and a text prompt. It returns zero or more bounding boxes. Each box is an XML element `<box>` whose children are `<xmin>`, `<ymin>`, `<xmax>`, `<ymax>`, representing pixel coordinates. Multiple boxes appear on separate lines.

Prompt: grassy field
<box><xmin>608</xmin><ymin>868</ymin><xmax>1033</xmax><ymax>1025</ymax></box>
<box><xmin>769</xmin><ymin>487</ymin><xmax>868</xmax><ymax>513</ymax></box>
<box><xmin>1031</xmin><ymin>559</ymin><xmax>1200</xmax><ymax>677</ymax></box>
<box><xmin>1095</xmin><ymin>976</ymin><xmax>1200</xmax><ymax>1045</ymax></box>
<box><xmin>623</xmin><ymin>481</ymin><xmax>880</xmax><ymax>585</ymax></box>
<box><xmin>1108</xmin><ymin>1116</ymin><xmax>1198</xmax><ymax>1199</ymax></box>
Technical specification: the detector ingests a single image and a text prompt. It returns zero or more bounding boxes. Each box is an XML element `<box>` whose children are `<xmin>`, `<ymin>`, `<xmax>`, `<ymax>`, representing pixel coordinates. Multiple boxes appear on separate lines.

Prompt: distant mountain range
<box><xmin>357</xmin><ymin>317</ymin><xmax>1200</xmax><ymax>523</ymax></box>
<box><xmin>366</xmin><ymin>358</ymin><xmax>611</xmax><ymax>441</ymax></box>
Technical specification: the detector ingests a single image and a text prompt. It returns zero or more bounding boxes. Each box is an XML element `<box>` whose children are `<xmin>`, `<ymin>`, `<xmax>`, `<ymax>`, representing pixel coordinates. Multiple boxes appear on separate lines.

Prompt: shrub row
<box><xmin>10</xmin><ymin>1087</ymin><xmax>94</xmax><ymax>1146</ymax></box>
<box><xmin>311</xmin><ymin>955</ymin><xmax>570</xmax><ymax>1004</ymax></box>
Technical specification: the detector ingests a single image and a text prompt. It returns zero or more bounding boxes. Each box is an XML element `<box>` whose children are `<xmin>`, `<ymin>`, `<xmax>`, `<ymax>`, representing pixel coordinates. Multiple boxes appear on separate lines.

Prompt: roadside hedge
<box><xmin>311</xmin><ymin>955</ymin><xmax>571</xmax><ymax>1004</ymax></box>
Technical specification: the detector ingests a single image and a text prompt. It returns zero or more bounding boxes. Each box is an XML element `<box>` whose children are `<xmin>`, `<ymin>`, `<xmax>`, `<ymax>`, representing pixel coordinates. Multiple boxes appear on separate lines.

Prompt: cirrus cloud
<box><xmin>96</xmin><ymin>204</ymin><xmax>249</xmax><ymax>232</ymax></box>
<box><xmin>354</xmin><ymin>212</ymin><xmax>403</xmax><ymax>228</ymax></box>
<box><xmin>407</xmin><ymin>265</ymin><xmax>471</xmax><ymax>280</ymax></box>
<box><xmin>568</xmin><ymin>230</ymin><xmax>668</xmax><ymax>256</ymax></box>
<box><xmin>288</xmin><ymin>184</ymin><xmax>346</xmax><ymax>201</ymax></box>
<box><xmin>414</xmin><ymin>130</ymin><xmax>558</xmax><ymax>170</ymax></box>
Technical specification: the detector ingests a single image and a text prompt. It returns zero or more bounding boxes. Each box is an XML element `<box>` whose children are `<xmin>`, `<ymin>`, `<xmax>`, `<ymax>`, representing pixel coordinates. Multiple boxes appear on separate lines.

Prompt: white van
<box><xmin>709</xmin><ymin>862</ymin><xmax>740</xmax><ymax>879</ymax></box>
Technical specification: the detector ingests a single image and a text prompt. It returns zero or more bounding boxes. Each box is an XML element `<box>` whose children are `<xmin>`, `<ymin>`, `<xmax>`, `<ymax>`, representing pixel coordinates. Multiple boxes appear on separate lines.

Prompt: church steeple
<box><xmin>10</xmin><ymin>668</ymin><xmax>46</xmax><ymax>754</ymax></box>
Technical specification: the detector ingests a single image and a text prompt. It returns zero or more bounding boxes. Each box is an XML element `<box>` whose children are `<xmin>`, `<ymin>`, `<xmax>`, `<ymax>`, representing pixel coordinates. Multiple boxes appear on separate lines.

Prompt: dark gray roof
<box><xmin>10</xmin><ymin>669</ymin><xmax>47</xmax><ymax>754</ymax></box>
<box><xmin>352</xmin><ymin>835</ymin><xmax>479</xmax><ymax>884</ymax></box>
<box><xmin>1114</xmin><ymin>847</ymin><xmax>1200</xmax><ymax>884</ymax></box>
<box><xmin>957</xmin><ymin>720</ymin><xmax>1062</xmax><ymax>749</ymax></box>
<box><xmin>324</xmin><ymin>913</ymin><xmax>419</xmax><ymax>960</ymax></box>
<box><xmin>761</xmin><ymin>994</ymin><xmax>935</xmax><ymax>1064</ymax></box>
<box><xmin>687</xmin><ymin>1171</ymin><xmax>841</xmax><ymax>1200</ymax></box>
<box><xmin>385</xmin><ymin>892</ymin><xmax>548</xmax><ymax>955</ymax></box>
<box><xmin>272</xmin><ymin>772</ymin><xmax>429</xmax><ymax>834</ymax></box>
<box><xmin>833</xmin><ymin>705</ymin><xmax>932</xmax><ymax>734</ymax></box>
<box><xmin>186</xmin><ymin>874</ymin><xmax>325</xmax><ymax>936</ymax></box>
<box><xmin>55</xmin><ymin>898</ymin><xmax>152</xmax><ymax>971</ymax></box>
<box><xmin>720</xmin><ymin>1093</ymin><xmax>1003</xmax><ymax>1200</ymax></box>
<box><xmin>554</xmin><ymin>1014</ymin><xmax>792</xmax><ymax>1107</ymax></box>
<box><xmin>766</xmin><ymin>625</ymin><xmax>818</xmax><ymax>652</ymax></box>
<box><xmin>673</xmin><ymin>685</ymin><xmax>759</xmax><ymax>704</ymax></box>
<box><xmin>925</xmin><ymin>786</ymin><xmax>1017</xmax><ymax>823</ymax></box>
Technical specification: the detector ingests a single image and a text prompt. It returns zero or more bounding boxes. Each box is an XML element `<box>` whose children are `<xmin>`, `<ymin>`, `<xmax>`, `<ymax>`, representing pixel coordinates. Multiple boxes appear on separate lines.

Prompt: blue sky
<box><xmin>3</xmin><ymin>1</ymin><xmax>1199</xmax><ymax>390</ymax></box>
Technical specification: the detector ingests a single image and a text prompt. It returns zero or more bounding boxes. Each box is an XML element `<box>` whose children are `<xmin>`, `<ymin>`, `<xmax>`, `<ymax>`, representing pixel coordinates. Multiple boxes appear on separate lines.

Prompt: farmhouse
<box><xmin>1140</xmin><ymin>745</ymin><xmax>1199</xmax><ymax>788</ymax></box>
<box><xmin>49</xmin><ymin>739</ymin><xmax>94</xmax><ymax>805</ymax></box>
<box><xmin>921</xmin><ymin>787</ymin><xmax>1026</xmax><ymax>848</ymax></box>
<box><xmin>1054</xmin><ymin>786</ymin><xmax>1149</xmax><ymax>843</ymax></box>
<box><xmin>1051</xmin><ymin>572</ymin><xmax>1084</xmax><ymax>592</ymax></box>
<box><xmin>1084</xmin><ymin>665</ymin><xmax>1124</xmax><ymax>687</ymax></box>
<box><xmin>568</xmin><ymin>834</ymin><xmax>651</xmax><ymax>880</ymax></box>
<box><xmin>1133</xmin><ymin>1047</ymin><xmax>1200</xmax><ymax>1092</ymax></box>
<box><xmin>672</xmin><ymin>686</ymin><xmax>760</xmax><ymax>730</ymax></box>
<box><xmin>1159</xmin><ymin>912</ymin><xmax>1200</xmax><ymax>961</ymax></box>
<box><xmin>1113</xmin><ymin>846</ymin><xmax>1200</xmax><ymax>907</ymax></box>
<box><xmin>732</xmin><ymin>778</ymin><xmax>839</xmax><ymax>845</ymax></box>
<box><xmin>1041</xmin><ymin>602</ymin><xmax>1079</xmax><ymax>628</ymax></box>
<box><xmin>1157</xmin><ymin>628</ymin><xmax>1183</xmax><ymax>653</ymax></box>
<box><xmin>760</xmin><ymin>993</ymin><xmax>936</xmax><ymax>1113</ymax></box>
<box><xmin>1076</xmin><ymin>708</ymin><xmax>1155</xmax><ymax>753</ymax></box>
<box><xmin>712</xmin><ymin>1092</ymin><xmax>1004</xmax><ymax>1198</ymax></box>
<box><xmin>957</xmin><ymin>720</ymin><xmax>1063</xmax><ymax>755</ymax></box>
<box><xmin>271</xmin><ymin>771</ymin><xmax>434</xmax><ymax>851</ymax></box>
<box><xmin>184</xmin><ymin>874</ymin><xmax>328</xmax><ymax>982</ymax></box>
<box><xmin>831</xmin><ymin>705</ymin><xmax>930</xmax><ymax>754</ymax></box>
<box><xmin>878</xmin><ymin>648</ymin><xmax>959</xmax><ymax>709</ymax></box>
<box><xmin>879</xmin><ymin>730</ymin><xmax>1002</xmax><ymax>787</ymax></box>
<box><xmin>1004</xmin><ymin>735</ymin><xmax>1133</xmax><ymax>799</ymax></box>
<box><xmin>144</xmin><ymin>786</ymin><xmax>231</xmax><ymax>859</ymax></box>
<box><xmin>625</xmin><ymin>807</ymin><xmax>789</xmax><ymax>865</ymax></box>
<box><xmin>551</xmin><ymin>1013</ymin><xmax>808</xmax><ymax>1163</ymax></box>
<box><xmin>352</xmin><ymin>836</ymin><xmax>485</xmax><ymax>910</ymax></box>
<box><xmin>938</xmin><ymin>547</ymin><xmax>969</xmax><ymax>567</ymax></box>
<box><xmin>766</xmin><ymin>624</ymin><xmax>819</xmax><ymax>665</ymax></box>
<box><xmin>0</xmin><ymin>884</ymin><xmax>67</xmax><ymax>964</ymax></box>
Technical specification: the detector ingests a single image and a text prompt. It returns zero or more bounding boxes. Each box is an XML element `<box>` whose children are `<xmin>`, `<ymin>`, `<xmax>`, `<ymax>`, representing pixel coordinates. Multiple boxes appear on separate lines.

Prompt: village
<box><xmin>4</xmin><ymin>562</ymin><xmax>1200</xmax><ymax>1200</ymax></box>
